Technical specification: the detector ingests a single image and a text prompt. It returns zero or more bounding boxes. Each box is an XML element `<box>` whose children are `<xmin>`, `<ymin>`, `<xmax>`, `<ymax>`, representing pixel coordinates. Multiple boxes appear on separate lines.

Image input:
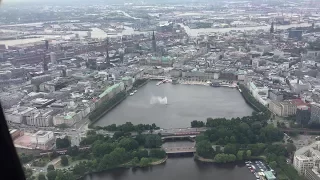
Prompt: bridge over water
<box><xmin>164</xmin><ymin>146</ymin><xmax>196</xmax><ymax>154</ymax></box>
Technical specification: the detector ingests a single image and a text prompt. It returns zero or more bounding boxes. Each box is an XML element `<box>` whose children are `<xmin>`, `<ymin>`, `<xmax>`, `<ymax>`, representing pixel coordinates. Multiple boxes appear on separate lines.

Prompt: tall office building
<box><xmin>43</xmin><ymin>54</ymin><xmax>48</xmax><ymax>71</ymax></box>
<box><xmin>105</xmin><ymin>38</ymin><xmax>110</xmax><ymax>65</ymax></box>
<box><xmin>152</xmin><ymin>31</ymin><xmax>157</xmax><ymax>53</ymax></box>
<box><xmin>296</xmin><ymin>106</ymin><xmax>311</xmax><ymax>126</ymax></box>
<box><xmin>45</xmin><ymin>40</ymin><xmax>49</xmax><ymax>50</ymax></box>
<box><xmin>311</xmin><ymin>103</ymin><xmax>320</xmax><ymax>124</ymax></box>
<box><xmin>50</xmin><ymin>52</ymin><xmax>57</xmax><ymax>64</ymax></box>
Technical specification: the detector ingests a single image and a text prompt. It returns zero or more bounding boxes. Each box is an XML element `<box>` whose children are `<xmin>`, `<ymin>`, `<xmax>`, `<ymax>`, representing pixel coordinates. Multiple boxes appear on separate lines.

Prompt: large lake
<box><xmin>94</xmin><ymin>81</ymin><xmax>254</xmax><ymax>128</ymax></box>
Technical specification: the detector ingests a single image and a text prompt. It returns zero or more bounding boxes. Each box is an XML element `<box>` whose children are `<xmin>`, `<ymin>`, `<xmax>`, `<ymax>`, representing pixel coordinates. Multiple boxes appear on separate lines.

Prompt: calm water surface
<box><xmin>94</xmin><ymin>81</ymin><xmax>254</xmax><ymax>128</ymax></box>
<box><xmin>83</xmin><ymin>157</ymin><xmax>255</xmax><ymax>180</ymax></box>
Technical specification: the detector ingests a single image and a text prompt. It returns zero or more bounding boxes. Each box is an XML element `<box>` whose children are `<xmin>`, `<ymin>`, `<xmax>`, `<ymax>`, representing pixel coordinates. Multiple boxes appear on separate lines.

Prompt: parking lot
<box><xmin>249</xmin><ymin>160</ymin><xmax>269</xmax><ymax>172</ymax></box>
<box><xmin>246</xmin><ymin>160</ymin><xmax>274</xmax><ymax>179</ymax></box>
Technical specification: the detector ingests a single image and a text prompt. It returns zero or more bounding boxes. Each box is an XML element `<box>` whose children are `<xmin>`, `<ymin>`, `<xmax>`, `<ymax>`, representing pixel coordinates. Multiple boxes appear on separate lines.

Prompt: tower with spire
<box><xmin>152</xmin><ymin>31</ymin><xmax>157</xmax><ymax>53</ymax></box>
<box><xmin>270</xmin><ymin>22</ymin><xmax>274</xmax><ymax>34</ymax></box>
<box><xmin>43</xmin><ymin>40</ymin><xmax>49</xmax><ymax>71</ymax></box>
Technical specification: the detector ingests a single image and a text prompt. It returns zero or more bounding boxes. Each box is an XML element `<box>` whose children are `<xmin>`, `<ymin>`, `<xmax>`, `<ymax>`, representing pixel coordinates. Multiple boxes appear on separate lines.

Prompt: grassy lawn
<box><xmin>277</xmin><ymin>172</ymin><xmax>289</xmax><ymax>180</ymax></box>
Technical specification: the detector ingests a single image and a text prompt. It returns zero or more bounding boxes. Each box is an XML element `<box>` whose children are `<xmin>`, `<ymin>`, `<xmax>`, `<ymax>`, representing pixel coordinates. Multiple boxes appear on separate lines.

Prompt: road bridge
<box><xmin>162</xmin><ymin>135</ymin><xmax>196</xmax><ymax>142</ymax></box>
<box><xmin>164</xmin><ymin>147</ymin><xmax>196</xmax><ymax>154</ymax></box>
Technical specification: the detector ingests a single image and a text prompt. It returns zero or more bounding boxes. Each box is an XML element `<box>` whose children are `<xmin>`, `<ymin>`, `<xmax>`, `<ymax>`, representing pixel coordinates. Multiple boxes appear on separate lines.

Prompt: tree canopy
<box><xmin>60</xmin><ymin>155</ymin><xmax>69</xmax><ymax>166</ymax></box>
<box><xmin>56</xmin><ymin>137</ymin><xmax>71</xmax><ymax>149</ymax></box>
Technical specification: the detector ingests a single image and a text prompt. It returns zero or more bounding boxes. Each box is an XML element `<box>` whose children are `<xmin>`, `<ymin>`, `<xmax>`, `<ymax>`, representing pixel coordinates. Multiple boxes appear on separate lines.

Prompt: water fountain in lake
<box><xmin>150</xmin><ymin>96</ymin><xmax>168</xmax><ymax>105</ymax></box>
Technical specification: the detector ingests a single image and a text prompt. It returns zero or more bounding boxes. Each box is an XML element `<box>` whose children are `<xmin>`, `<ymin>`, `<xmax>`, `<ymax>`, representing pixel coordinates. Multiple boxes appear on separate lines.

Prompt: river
<box><xmin>0</xmin><ymin>26</ymin><xmax>148</xmax><ymax>47</ymax></box>
<box><xmin>179</xmin><ymin>22</ymin><xmax>311</xmax><ymax>36</ymax></box>
<box><xmin>82</xmin><ymin>157</ymin><xmax>255</xmax><ymax>180</ymax></box>
<box><xmin>94</xmin><ymin>81</ymin><xmax>254</xmax><ymax>128</ymax></box>
<box><xmin>0</xmin><ymin>17</ymin><xmax>311</xmax><ymax>46</ymax></box>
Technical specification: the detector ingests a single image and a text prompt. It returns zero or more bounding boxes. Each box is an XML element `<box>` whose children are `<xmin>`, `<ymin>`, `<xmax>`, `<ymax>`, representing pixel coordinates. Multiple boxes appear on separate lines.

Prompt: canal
<box><xmin>82</xmin><ymin>157</ymin><xmax>256</xmax><ymax>180</ymax></box>
<box><xmin>94</xmin><ymin>81</ymin><xmax>254</xmax><ymax>128</ymax></box>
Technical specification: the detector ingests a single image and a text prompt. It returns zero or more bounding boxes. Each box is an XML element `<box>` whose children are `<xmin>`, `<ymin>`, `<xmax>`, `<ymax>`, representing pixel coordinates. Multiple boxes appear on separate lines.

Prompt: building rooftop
<box><xmin>295</xmin><ymin>141</ymin><xmax>320</xmax><ymax>156</ymax></box>
<box><xmin>33</xmin><ymin>130</ymin><xmax>52</xmax><ymax>137</ymax></box>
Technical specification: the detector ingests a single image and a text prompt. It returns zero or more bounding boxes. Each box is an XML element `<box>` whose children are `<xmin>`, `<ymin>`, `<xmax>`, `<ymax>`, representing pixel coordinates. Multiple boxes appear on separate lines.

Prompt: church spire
<box><xmin>106</xmin><ymin>38</ymin><xmax>110</xmax><ymax>65</ymax></box>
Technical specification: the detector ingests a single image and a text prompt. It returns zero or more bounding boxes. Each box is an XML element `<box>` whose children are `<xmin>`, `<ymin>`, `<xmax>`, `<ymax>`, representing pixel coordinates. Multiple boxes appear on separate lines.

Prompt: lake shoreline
<box><xmin>78</xmin><ymin>156</ymin><xmax>168</xmax><ymax>180</ymax></box>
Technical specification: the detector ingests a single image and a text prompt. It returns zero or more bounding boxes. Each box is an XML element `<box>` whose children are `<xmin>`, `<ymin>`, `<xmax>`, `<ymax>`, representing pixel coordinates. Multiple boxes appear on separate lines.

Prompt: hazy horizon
<box><xmin>2</xmin><ymin>0</ymin><xmax>212</xmax><ymax>6</ymax></box>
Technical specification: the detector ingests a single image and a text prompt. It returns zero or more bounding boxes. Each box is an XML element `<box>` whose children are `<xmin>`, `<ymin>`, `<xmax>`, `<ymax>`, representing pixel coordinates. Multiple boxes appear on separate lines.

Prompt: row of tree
<box><xmin>238</xmin><ymin>84</ymin><xmax>271</xmax><ymax>116</ymax></box>
<box><xmin>95</xmin><ymin>122</ymin><xmax>160</xmax><ymax>133</ymax></box>
<box><xmin>89</xmin><ymin>91</ymin><xmax>126</xmax><ymax>121</ymax></box>
<box><xmin>133</xmin><ymin>78</ymin><xmax>148</xmax><ymax>88</ymax></box>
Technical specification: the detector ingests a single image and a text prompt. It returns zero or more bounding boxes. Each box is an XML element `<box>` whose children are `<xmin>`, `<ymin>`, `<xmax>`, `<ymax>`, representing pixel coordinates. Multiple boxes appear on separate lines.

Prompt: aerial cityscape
<box><xmin>1</xmin><ymin>0</ymin><xmax>320</xmax><ymax>180</ymax></box>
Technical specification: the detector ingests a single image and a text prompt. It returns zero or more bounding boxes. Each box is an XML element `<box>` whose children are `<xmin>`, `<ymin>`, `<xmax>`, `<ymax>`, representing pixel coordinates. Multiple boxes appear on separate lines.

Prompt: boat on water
<box><xmin>156</xmin><ymin>81</ymin><xmax>162</xmax><ymax>86</ymax></box>
<box><xmin>133</xmin><ymin>90</ymin><xmax>137</xmax><ymax>93</ymax></box>
<box><xmin>129</xmin><ymin>92</ymin><xmax>134</xmax><ymax>96</ymax></box>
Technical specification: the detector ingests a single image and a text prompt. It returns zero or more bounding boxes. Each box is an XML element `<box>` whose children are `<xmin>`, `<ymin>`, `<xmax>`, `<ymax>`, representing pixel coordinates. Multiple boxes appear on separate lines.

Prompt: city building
<box><xmin>290</xmin><ymin>79</ymin><xmax>311</xmax><ymax>93</ymax></box>
<box><xmin>293</xmin><ymin>141</ymin><xmax>320</xmax><ymax>176</ymax></box>
<box><xmin>305</xmin><ymin>167</ymin><xmax>320</xmax><ymax>180</ymax></box>
<box><xmin>252</xmin><ymin>58</ymin><xmax>259</xmax><ymax>69</ymax></box>
<box><xmin>30</xmin><ymin>131</ymin><xmax>55</xmax><ymax>150</ymax></box>
<box><xmin>311</xmin><ymin>103</ymin><xmax>320</xmax><ymax>124</ymax></box>
<box><xmin>5</xmin><ymin>106</ymin><xmax>35</xmax><ymax>124</ymax></box>
<box><xmin>248</xmin><ymin>81</ymin><xmax>269</xmax><ymax>106</ymax></box>
<box><xmin>269</xmin><ymin>100</ymin><xmax>297</xmax><ymax>117</ymax></box>
<box><xmin>53</xmin><ymin>111</ymin><xmax>81</xmax><ymax>126</ymax></box>
<box><xmin>269</xmin><ymin>90</ymin><xmax>284</xmax><ymax>101</ymax></box>
<box><xmin>288</xmin><ymin>30</ymin><xmax>303</xmax><ymax>40</ymax></box>
<box><xmin>10</xmin><ymin>129</ymin><xmax>24</xmax><ymax>140</ymax></box>
<box><xmin>296</xmin><ymin>105</ymin><xmax>311</xmax><ymax>126</ymax></box>
<box><xmin>50</xmin><ymin>52</ymin><xmax>57</xmax><ymax>64</ymax></box>
<box><xmin>152</xmin><ymin>31</ymin><xmax>157</xmax><ymax>53</ymax></box>
<box><xmin>26</xmin><ymin>109</ymin><xmax>53</xmax><ymax>127</ymax></box>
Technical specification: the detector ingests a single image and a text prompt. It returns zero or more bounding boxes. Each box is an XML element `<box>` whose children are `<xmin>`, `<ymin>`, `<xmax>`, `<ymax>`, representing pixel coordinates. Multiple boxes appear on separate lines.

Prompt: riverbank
<box><xmin>81</xmin><ymin>157</ymin><xmax>255</xmax><ymax>180</ymax></box>
<box><xmin>150</xmin><ymin>156</ymin><xmax>167</xmax><ymax>165</ymax></box>
<box><xmin>238</xmin><ymin>84</ymin><xmax>270</xmax><ymax>115</ymax></box>
<box><xmin>177</xmin><ymin>80</ymin><xmax>237</xmax><ymax>88</ymax></box>
<box><xmin>89</xmin><ymin>92</ymin><xmax>127</xmax><ymax>126</ymax></box>
<box><xmin>89</xmin><ymin>79</ymin><xmax>149</xmax><ymax>126</ymax></box>
<box><xmin>76</xmin><ymin>156</ymin><xmax>168</xmax><ymax>180</ymax></box>
<box><xmin>133</xmin><ymin>78</ymin><xmax>149</xmax><ymax>89</ymax></box>
<box><xmin>194</xmin><ymin>154</ymin><xmax>266</xmax><ymax>163</ymax></box>
<box><xmin>194</xmin><ymin>154</ymin><xmax>215</xmax><ymax>162</ymax></box>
